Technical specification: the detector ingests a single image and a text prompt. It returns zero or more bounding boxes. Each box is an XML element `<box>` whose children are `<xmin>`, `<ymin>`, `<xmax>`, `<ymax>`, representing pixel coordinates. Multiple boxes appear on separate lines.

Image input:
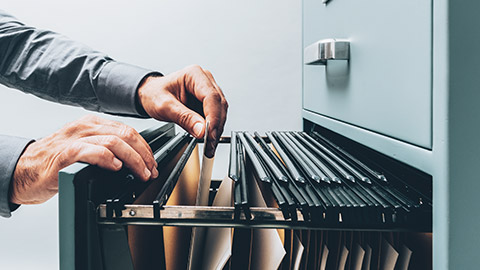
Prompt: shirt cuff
<box><xmin>96</xmin><ymin>61</ymin><xmax>162</xmax><ymax>117</ymax></box>
<box><xmin>0</xmin><ymin>135</ymin><xmax>34</xmax><ymax>218</ymax></box>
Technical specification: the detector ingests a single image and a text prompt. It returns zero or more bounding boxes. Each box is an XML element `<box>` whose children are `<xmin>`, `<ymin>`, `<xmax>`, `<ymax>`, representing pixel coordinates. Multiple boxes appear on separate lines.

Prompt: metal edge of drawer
<box><xmin>302</xmin><ymin>109</ymin><xmax>434</xmax><ymax>175</ymax></box>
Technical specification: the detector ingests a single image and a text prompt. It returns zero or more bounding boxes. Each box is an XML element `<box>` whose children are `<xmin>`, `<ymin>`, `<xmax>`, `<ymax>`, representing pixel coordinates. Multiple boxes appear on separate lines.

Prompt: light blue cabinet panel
<box><xmin>303</xmin><ymin>0</ymin><xmax>432</xmax><ymax>148</ymax></box>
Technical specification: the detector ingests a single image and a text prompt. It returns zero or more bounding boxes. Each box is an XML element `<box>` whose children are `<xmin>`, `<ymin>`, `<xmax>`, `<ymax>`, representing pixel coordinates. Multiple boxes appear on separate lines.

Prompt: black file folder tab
<box><xmin>253</xmin><ymin>132</ymin><xmax>289</xmax><ymax>183</ymax></box>
<box><xmin>245</xmin><ymin>132</ymin><xmax>288</xmax><ymax>183</ymax></box>
<box><xmin>266</xmin><ymin>132</ymin><xmax>305</xmax><ymax>183</ymax></box>
<box><xmin>273</xmin><ymin>131</ymin><xmax>322</xmax><ymax>183</ymax></box>
<box><xmin>237</xmin><ymin>132</ymin><xmax>271</xmax><ymax>183</ymax></box>
<box><xmin>311</xmin><ymin>131</ymin><xmax>385</xmax><ymax>183</ymax></box>
<box><xmin>295</xmin><ymin>132</ymin><xmax>356</xmax><ymax>183</ymax></box>
<box><xmin>153</xmin><ymin>132</ymin><xmax>188</xmax><ymax>163</ymax></box>
<box><xmin>229</xmin><ymin>131</ymin><xmax>239</xmax><ymax>181</ymax></box>
<box><xmin>234</xmin><ymin>138</ymin><xmax>251</xmax><ymax>220</ymax></box>
<box><xmin>153</xmin><ymin>136</ymin><xmax>197</xmax><ymax>217</ymax></box>
<box><xmin>285</xmin><ymin>132</ymin><xmax>335</xmax><ymax>184</ymax></box>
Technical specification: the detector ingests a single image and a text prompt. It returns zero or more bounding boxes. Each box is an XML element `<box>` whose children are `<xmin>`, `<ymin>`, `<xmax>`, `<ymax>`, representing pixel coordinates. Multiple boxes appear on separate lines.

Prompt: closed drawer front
<box><xmin>303</xmin><ymin>0</ymin><xmax>432</xmax><ymax>148</ymax></box>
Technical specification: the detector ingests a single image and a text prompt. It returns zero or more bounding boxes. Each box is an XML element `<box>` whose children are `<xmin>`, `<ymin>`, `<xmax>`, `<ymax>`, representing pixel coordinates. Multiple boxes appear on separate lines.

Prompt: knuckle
<box><xmin>120</xmin><ymin>126</ymin><xmax>138</xmax><ymax>141</ymax></box>
<box><xmin>98</xmin><ymin>148</ymin><xmax>112</xmax><ymax>160</ymax></box>
<box><xmin>103</xmin><ymin>136</ymin><xmax>119</xmax><ymax>148</ymax></box>
<box><xmin>66</xmin><ymin>142</ymin><xmax>82</xmax><ymax>157</ymax></box>
<box><xmin>209</xmin><ymin>92</ymin><xmax>222</xmax><ymax>103</ymax></box>
<box><xmin>57</xmin><ymin>143</ymin><xmax>81</xmax><ymax>167</ymax></box>
<box><xmin>63</xmin><ymin>121</ymin><xmax>81</xmax><ymax>133</ymax></box>
<box><xmin>177</xmin><ymin>110</ymin><xmax>192</xmax><ymax>127</ymax></box>
<box><xmin>62</xmin><ymin>124</ymin><xmax>77</xmax><ymax>135</ymax></box>
<box><xmin>143</xmin><ymin>153</ymin><xmax>155</xmax><ymax>166</ymax></box>
<box><xmin>136</xmin><ymin>157</ymin><xmax>145</xmax><ymax>168</ymax></box>
<box><xmin>221</xmin><ymin>99</ymin><xmax>229</xmax><ymax>110</ymax></box>
<box><xmin>185</xmin><ymin>64</ymin><xmax>203</xmax><ymax>75</ymax></box>
<box><xmin>56</xmin><ymin>151</ymin><xmax>70</xmax><ymax>168</ymax></box>
<box><xmin>130</xmin><ymin>154</ymin><xmax>144</xmax><ymax>168</ymax></box>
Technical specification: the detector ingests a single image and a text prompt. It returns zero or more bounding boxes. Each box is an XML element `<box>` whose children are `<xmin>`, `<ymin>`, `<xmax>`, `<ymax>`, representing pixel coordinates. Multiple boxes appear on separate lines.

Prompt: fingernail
<box><xmin>152</xmin><ymin>167</ymin><xmax>159</xmax><ymax>179</ymax></box>
<box><xmin>144</xmin><ymin>168</ymin><xmax>151</xmax><ymax>180</ymax></box>
<box><xmin>193</xmin><ymin>122</ymin><xmax>203</xmax><ymax>137</ymax></box>
<box><xmin>113</xmin><ymin>158</ymin><xmax>122</xmax><ymax>169</ymax></box>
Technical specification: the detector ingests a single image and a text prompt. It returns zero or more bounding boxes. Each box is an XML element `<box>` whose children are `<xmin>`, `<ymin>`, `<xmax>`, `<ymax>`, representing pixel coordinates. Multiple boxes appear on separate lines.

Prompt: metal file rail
<box><xmin>98</xmin><ymin>130</ymin><xmax>432</xmax><ymax>232</ymax></box>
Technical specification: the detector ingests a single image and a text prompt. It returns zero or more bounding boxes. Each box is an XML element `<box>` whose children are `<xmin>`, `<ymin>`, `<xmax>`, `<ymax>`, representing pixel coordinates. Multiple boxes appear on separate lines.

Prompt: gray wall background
<box><xmin>0</xmin><ymin>1</ymin><xmax>301</xmax><ymax>269</ymax></box>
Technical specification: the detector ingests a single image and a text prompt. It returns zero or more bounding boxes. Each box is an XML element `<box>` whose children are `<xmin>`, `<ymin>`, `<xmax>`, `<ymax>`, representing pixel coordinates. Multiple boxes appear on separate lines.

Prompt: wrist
<box><xmin>136</xmin><ymin>72</ymin><xmax>163</xmax><ymax>117</ymax></box>
<box><xmin>7</xmin><ymin>184</ymin><xmax>20</xmax><ymax>211</ymax></box>
<box><xmin>8</xmin><ymin>139</ymin><xmax>35</xmax><ymax>206</ymax></box>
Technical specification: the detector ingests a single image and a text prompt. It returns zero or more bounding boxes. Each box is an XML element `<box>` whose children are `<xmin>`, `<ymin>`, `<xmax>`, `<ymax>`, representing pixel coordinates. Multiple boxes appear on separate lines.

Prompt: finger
<box><xmin>160</xmin><ymin>96</ymin><xmax>206</xmax><ymax>138</ymax></box>
<box><xmin>78</xmin><ymin>115</ymin><xmax>154</xmax><ymax>157</ymax></box>
<box><xmin>201</xmin><ymin>68</ymin><xmax>227</xmax><ymax>99</ymax></box>
<box><xmin>182</xmin><ymin>67</ymin><xmax>228</xmax><ymax>156</ymax></box>
<box><xmin>114</xmin><ymin>125</ymin><xmax>158</xmax><ymax>171</ymax></box>
<box><xmin>104</xmin><ymin>121</ymin><xmax>154</xmax><ymax>156</ymax></box>
<box><xmin>87</xmin><ymin>120</ymin><xmax>157</xmax><ymax>169</ymax></box>
<box><xmin>182</xmin><ymin>65</ymin><xmax>220</xmax><ymax>102</ymax></box>
<box><xmin>199</xmin><ymin>69</ymin><xmax>228</xmax><ymax>139</ymax></box>
<box><xmin>201</xmin><ymin>69</ymin><xmax>228</xmax><ymax>139</ymax></box>
<box><xmin>80</xmin><ymin>135</ymin><xmax>157</xmax><ymax>180</ymax></box>
<box><xmin>56</xmin><ymin>142</ymin><xmax>122</xmax><ymax>173</ymax></box>
<box><xmin>202</xmin><ymin>92</ymin><xmax>228</xmax><ymax>157</ymax></box>
<box><xmin>201</xmin><ymin>69</ymin><xmax>229</xmax><ymax>146</ymax></box>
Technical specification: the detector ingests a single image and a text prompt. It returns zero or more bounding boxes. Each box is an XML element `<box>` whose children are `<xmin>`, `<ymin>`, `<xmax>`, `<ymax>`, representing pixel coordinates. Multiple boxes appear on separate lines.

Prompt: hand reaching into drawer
<box><xmin>9</xmin><ymin>115</ymin><xmax>158</xmax><ymax>205</ymax></box>
<box><xmin>137</xmin><ymin>65</ymin><xmax>228</xmax><ymax>158</ymax></box>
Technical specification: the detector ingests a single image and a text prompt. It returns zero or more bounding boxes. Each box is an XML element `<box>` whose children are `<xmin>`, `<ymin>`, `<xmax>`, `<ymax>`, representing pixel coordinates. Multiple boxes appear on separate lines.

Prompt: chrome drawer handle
<box><xmin>304</xmin><ymin>38</ymin><xmax>350</xmax><ymax>65</ymax></box>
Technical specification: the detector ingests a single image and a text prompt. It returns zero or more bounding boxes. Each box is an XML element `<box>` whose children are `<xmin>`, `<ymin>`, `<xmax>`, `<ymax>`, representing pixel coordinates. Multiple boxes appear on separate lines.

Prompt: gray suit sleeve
<box><xmin>0</xmin><ymin>9</ymin><xmax>160</xmax><ymax>116</ymax></box>
<box><xmin>0</xmin><ymin>136</ymin><xmax>33</xmax><ymax>217</ymax></box>
<box><xmin>0</xmin><ymin>10</ymin><xmax>163</xmax><ymax>217</ymax></box>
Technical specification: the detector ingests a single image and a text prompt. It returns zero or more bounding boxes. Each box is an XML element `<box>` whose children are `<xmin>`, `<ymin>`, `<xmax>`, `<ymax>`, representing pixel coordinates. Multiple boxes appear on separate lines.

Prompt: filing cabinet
<box><xmin>303</xmin><ymin>0</ymin><xmax>480</xmax><ymax>269</ymax></box>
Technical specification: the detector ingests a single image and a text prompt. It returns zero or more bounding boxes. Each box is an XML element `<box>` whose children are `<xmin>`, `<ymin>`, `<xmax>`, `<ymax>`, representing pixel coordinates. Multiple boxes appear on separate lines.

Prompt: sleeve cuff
<box><xmin>96</xmin><ymin>61</ymin><xmax>162</xmax><ymax>117</ymax></box>
<box><xmin>0</xmin><ymin>135</ymin><xmax>34</xmax><ymax>218</ymax></box>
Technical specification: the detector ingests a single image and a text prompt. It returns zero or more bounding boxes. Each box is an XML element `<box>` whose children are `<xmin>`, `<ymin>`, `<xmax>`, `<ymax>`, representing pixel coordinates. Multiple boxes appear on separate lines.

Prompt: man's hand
<box><xmin>10</xmin><ymin>115</ymin><xmax>158</xmax><ymax>205</ymax></box>
<box><xmin>138</xmin><ymin>65</ymin><xmax>228</xmax><ymax>158</ymax></box>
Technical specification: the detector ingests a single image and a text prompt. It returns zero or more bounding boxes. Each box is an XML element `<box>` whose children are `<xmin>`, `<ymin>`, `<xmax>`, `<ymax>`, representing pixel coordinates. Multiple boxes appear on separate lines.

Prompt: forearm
<box><xmin>0</xmin><ymin>135</ymin><xmax>33</xmax><ymax>217</ymax></box>
<box><xmin>0</xmin><ymin>9</ymin><xmax>157</xmax><ymax>116</ymax></box>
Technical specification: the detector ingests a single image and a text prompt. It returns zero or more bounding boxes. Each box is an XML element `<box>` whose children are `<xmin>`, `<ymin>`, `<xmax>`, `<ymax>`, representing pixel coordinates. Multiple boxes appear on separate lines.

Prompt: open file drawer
<box><xmin>303</xmin><ymin>0</ymin><xmax>432</xmax><ymax>148</ymax></box>
<box><xmin>59</xmin><ymin>123</ymin><xmax>432</xmax><ymax>270</ymax></box>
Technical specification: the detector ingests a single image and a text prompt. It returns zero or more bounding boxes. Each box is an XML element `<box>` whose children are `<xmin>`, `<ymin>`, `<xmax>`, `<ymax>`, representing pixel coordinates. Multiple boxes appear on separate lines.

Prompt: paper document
<box><xmin>248</xmin><ymin>172</ymin><xmax>286</xmax><ymax>270</ymax></box>
<box><xmin>164</xmin><ymin>146</ymin><xmax>201</xmax><ymax>270</ymax></box>
<box><xmin>350</xmin><ymin>243</ymin><xmax>366</xmax><ymax>270</ymax></box>
<box><xmin>319</xmin><ymin>245</ymin><xmax>329</xmax><ymax>270</ymax></box>
<box><xmin>337</xmin><ymin>245</ymin><xmax>349</xmax><ymax>270</ymax></box>
<box><xmin>201</xmin><ymin>176</ymin><xmax>233</xmax><ymax>270</ymax></box>
<box><xmin>380</xmin><ymin>239</ymin><xmax>399</xmax><ymax>270</ymax></box>
<box><xmin>394</xmin><ymin>245</ymin><xmax>413</xmax><ymax>270</ymax></box>
<box><xmin>361</xmin><ymin>244</ymin><xmax>372</xmax><ymax>270</ymax></box>
<box><xmin>292</xmin><ymin>233</ymin><xmax>305</xmax><ymax>270</ymax></box>
<box><xmin>188</xmin><ymin>121</ymin><xmax>216</xmax><ymax>270</ymax></box>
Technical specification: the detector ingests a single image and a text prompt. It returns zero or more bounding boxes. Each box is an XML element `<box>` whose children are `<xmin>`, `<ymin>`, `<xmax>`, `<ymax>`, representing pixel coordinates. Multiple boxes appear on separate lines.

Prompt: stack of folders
<box><xmin>229</xmin><ymin>131</ymin><xmax>431</xmax><ymax>228</ymax></box>
<box><xmin>102</xmin><ymin>128</ymin><xmax>432</xmax><ymax>270</ymax></box>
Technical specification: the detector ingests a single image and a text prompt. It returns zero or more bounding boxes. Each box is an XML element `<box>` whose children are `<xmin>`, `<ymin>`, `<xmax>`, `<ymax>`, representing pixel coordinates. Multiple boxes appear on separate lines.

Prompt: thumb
<box><xmin>170</xmin><ymin>100</ymin><xmax>205</xmax><ymax>138</ymax></box>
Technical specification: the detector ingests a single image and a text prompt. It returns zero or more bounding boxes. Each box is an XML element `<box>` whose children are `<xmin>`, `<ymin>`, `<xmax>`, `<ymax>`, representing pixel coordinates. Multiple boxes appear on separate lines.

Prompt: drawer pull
<box><xmin>304</xmin><ymin>38</ymin><xmax>350</xmax><ymax>65</ymax></box>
